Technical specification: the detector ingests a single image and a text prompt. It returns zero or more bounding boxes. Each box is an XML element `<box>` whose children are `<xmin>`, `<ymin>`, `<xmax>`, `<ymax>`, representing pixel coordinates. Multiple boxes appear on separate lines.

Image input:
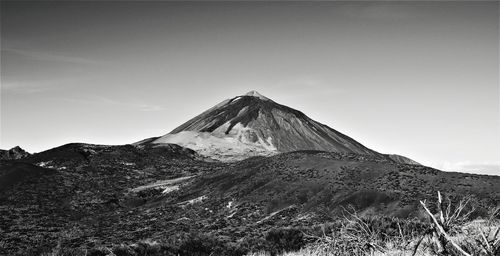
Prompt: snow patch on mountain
<box><xmin>131</xmin><ymin>176</ymin><xmax>194</xmax><ymax>193</ymax></box>
<box><xmin>236</xmin><ymin>106</ymin><xmax>249</xmax><ymax>117</ymax></box>
<box><xmin>36</xmin><ymin>161</ymin><xmax>67</xmax><ymax>170</ymax></box>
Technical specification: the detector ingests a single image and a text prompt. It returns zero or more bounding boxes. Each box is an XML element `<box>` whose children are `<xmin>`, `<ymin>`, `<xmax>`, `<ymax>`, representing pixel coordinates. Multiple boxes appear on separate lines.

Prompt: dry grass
<box><xmin>248</xmin><ymin>192</ymin><xmax>500</xmax><ymax>256</ymax></box>
<box><xmin>249</xmin><ymin>222</ymin><xmax>500</xmax><ymax>256</ymax></box>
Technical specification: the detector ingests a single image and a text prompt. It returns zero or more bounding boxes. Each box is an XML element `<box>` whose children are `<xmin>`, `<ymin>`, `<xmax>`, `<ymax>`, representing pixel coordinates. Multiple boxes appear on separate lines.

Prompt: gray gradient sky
<box><xmin>1</xmin><ymin>1</ymin><xmax>499</xmax><ymax>175</ymax></box>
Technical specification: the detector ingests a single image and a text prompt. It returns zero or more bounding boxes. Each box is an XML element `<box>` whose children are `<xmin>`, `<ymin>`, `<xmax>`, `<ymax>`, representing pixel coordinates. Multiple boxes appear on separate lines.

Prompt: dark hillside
<box><xmin>0</xmin><ymin>143</ymin><xmax>227</xmax><ymax>255</ymax></box>
<box><xmin>177</xmin><ymin>151</ymin><xmax>499</xmax><ymax>219</ymax></box>
<box><xmin>0</xmin><ymin>148</ymin><xmax>498</xmax><ymax>255</ymax></box>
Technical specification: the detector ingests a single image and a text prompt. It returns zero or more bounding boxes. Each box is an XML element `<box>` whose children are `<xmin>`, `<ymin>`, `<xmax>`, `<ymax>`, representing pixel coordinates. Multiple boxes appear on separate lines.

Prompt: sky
<box><xmin>1</xmin><ymin>1</ymin><xmax>498</xmax><ymax>175</ymax></box>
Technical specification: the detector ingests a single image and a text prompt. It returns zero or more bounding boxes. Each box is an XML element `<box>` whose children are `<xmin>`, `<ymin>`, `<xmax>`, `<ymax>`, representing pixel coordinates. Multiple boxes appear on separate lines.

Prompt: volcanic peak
<box><xmin>244</xmin><ymin>90</ymin><xmax>270</xmax><ymax>101</ymax></box>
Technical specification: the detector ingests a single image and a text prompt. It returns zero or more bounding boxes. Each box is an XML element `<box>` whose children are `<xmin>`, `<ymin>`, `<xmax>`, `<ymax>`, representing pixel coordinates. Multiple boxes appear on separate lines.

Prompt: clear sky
<box><xmin>1</xmin><ymin>1</ymin><xmax>498</xmax><ymax>175</ymax></box>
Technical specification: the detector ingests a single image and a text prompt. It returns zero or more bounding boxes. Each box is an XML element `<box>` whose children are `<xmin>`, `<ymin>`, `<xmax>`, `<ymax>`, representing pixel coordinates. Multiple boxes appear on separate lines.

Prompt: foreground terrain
<box><xmin>0</xmin><ymin>143</ymin><xmax>499</xmax><ymax>255</ymax></box>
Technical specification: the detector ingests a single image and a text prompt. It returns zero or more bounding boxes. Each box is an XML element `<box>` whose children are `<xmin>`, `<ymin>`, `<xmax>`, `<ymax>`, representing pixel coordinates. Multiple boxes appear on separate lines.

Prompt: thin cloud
<box><xmin>1</xmin><ymin>79</ymin><xmax>76</xmax><ymax>94</ymax></box>
<box><xmin>2</xmin><ymin>48</ymin><xmax>108</xmax><ymax>66</ymax></box>
<box><xmin>430</xmin><ymin>161</ymin><xmax>500</xmax><ymax>176</ymax></box>
<box><xmin>62</xmin><ymin>95</ymin><xmax>165</xmax><ymax>112</ymax></box>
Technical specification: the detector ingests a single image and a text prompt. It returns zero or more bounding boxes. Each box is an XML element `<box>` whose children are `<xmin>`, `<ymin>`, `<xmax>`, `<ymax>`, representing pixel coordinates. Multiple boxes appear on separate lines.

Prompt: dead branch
<box><xmin>420</xmin><ymin>200</ymin><xmax>471</xmax><ymax>256</ymax></box>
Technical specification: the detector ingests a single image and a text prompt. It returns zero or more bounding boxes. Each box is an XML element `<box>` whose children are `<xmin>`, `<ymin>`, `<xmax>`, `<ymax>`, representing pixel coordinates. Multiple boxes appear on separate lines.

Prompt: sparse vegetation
<box><xmin>1</xmin><ymin>147</ymin><xmax>498</xmax><ymax>256</ymax></box>
<box><xmin>19</xmin><ymin>194</ymin><xmax>496</xmax><ymax>256</ymax></box>
<box><xmin>245</xmin><ymin>192</ymin><xmax>499</xmax><ymax>256</ymax></box>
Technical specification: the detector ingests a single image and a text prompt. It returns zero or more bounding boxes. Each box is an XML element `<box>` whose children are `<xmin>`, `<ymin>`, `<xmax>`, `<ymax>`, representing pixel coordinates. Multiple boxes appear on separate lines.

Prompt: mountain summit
<box><xmin>244</xmin><ymin>90</ymin><xmax>270</xmax><ymax>101</ymax></box>
<box><xmin>149</xmin><ymin>91</ymin><xmax>379</xmax><ymax>161</ymax></box>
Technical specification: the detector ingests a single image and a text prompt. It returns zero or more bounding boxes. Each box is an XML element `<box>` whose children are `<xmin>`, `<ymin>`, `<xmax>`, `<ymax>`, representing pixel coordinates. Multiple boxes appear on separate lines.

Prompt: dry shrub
<box><xmin>417</xmin><ymin>191</ymin><xmax>500</xmax><ymax>256</ymax></box>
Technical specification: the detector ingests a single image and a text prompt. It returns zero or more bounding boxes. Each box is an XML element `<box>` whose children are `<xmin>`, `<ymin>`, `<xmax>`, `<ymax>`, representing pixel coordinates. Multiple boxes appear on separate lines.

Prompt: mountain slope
<box><xmin>150</xmin><ymin>91</ymin><xmax>379</xmax><ymax>161</ymax></box>
<box><xmin>0</xmin><ymin>146</ymin><xmax>30</xmax><ymax>160</ymax></box>
<box><xmin>387</xmin><ymin>154</ymin><xmax>421</xmax><ymax>165</ymax></box>
<box><xmin>174</xmin><ymin>151</ymin><xmax>499</xmax><ymax>220</ymax></box>
<box><xmin>0</xmin><ymin>142</ymin><xmax>226</xmax><ymax>255</ymax></box>
<box><xmin>1</xmin><ymin>147</ymin><xmax>497</xmax><ymax>255</ymax></box>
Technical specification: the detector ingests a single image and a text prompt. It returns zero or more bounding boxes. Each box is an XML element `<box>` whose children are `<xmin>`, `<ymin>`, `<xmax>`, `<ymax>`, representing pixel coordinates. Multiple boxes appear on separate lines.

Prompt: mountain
<box><xmin>1</xmin><ymin>92</ymin><xmax>498</xmax><ymax>255</ymax></box>
<box><xmin>145</xmin><ymin>91</ymin><xmax>385</xmax><ymax>161</ymax></box>
<box><xmin>0</xmin><ymin>146</ymin><xmax>30</xmax><ymax>160</ymax></box>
